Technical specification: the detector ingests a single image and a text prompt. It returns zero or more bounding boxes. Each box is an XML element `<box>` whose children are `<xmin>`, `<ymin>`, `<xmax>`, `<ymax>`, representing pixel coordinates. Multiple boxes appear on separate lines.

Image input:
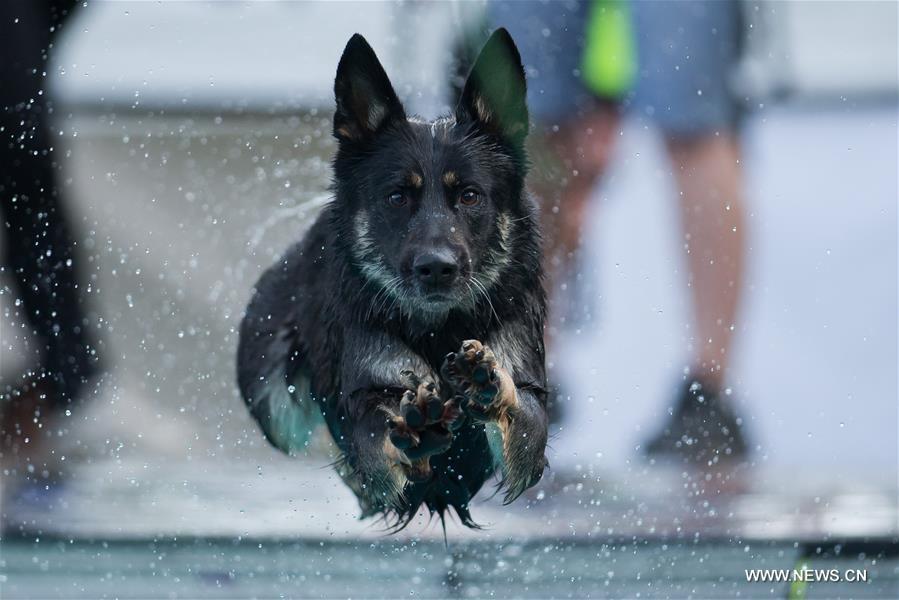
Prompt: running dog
<box><xmin>237</xmin><ymin>29</ymin><xmax>548</xmax><ymax>528</ymax></box>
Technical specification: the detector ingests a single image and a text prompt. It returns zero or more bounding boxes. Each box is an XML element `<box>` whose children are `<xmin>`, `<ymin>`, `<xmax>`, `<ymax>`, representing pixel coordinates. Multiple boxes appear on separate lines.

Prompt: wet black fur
<box><xmin>237</xmin><ymin>29</ymin><xmax>548</xmax><ymax>529</ymax></box>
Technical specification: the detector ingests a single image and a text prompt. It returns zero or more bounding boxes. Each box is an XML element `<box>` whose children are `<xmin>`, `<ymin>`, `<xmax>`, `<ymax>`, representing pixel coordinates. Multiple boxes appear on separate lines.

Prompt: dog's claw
<box><xmin>399</xmin><ymin>369</ymin><xmax>420</xmax><ymax>390</ymax></box>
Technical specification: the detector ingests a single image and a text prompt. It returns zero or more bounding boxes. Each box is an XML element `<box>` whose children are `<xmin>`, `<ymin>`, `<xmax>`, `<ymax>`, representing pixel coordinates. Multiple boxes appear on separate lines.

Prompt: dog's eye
<box><xmin>459</xmin><ymin>189</ymin><xmax>481</xmax><ymax>207</ymax></box>
<box><xmin>386</xmin><ymin>191</ymin><xmax>406</xmax><ymax>208</ymax></box>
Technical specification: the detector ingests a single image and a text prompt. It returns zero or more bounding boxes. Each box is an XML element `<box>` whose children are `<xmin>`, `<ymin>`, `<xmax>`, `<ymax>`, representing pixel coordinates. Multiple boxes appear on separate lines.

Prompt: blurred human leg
<box><xmin>632</xmin><ymin>0</ymin><xmax>750</xmax><ymax>461</ymax></box>
<box><xmin>487</xmin><ymin>0</ymin><xmax>632</xmax><ymax>334</ymax></box>
<box><xmin>641</xmin><ymin>132</ymin><xmax>749</xmax><ymax>464</ymax></box>
<box><xmin>530</xmin><ymin>105</ymin><xmax>620</xmax><ymax>335</ymax></box>
<box><xmin>1</xmin><ymin>114</ymin><xmax>100</xmax><ymax>395</ymax></box>
<box><xmin>485</xmin><ymin>1</ymin><xmax>632</xmax><ymax>421</ymax></box>
<box><xmin>0</xmin><ymin>114</ymin><xmax>102</xmax><ymax>483</ymax></box>
<box><xmin>0</xmin><ymin>0</ymin><xmax>100</xmax><ymax>485</ymax></box>
<box><xmin>667</xmin><ymin>133</ymin><xmax>746</xmax><ymax>389</ymax></box>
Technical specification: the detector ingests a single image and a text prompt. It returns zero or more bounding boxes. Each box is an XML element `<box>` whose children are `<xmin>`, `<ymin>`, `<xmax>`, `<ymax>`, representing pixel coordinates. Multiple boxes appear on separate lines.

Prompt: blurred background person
<box><xmin>482</xmin><ymin>0</ymin><xmax>635</xmax><ymax>420</ymax></box>
<box><xmin>631</xmin><ymin>1</ymin><xmax>749</xmax><ymax>463</ymax></box>
<box><xmin>0</xmin><ymin>0</ymin><xmax>101</xmax><ymax>497</ymax></box>
<box><xmin>482</xmin><ymin>0</ymin><xmax>750</xmax><ymax>461</ymax></box>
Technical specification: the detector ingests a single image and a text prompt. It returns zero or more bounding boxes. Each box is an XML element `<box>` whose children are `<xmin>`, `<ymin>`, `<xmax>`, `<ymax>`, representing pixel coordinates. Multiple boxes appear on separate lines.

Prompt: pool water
<box><xmin>2</xmin><ymin>537</ymin><xmax>897</xmax><ymax>598</ymax></box>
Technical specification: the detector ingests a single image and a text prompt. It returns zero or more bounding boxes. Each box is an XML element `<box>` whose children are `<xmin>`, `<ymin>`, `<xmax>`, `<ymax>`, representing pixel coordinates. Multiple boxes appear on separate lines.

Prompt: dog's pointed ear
<box><xmin>333</xmin><ymin>34</ymin><xmax>406</xmax><ymax>142</ymax></box>
<box><xmin>455</xmin><ymin>28</ymin><xmax>529</xmax><ymax>146</ymax></box>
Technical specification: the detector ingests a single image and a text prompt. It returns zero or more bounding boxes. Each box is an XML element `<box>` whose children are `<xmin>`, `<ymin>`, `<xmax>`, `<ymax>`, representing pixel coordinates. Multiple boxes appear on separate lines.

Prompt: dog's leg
<box><xmin>335</xmin><ymin>333</ymin><xmax>461</xmax><ymax>514</ymax></box>
<box><xmin>237</xmin><ymin>252</ymin><xmax>321</xmax><ymax>456</ymax></box>
<box><xmin>339</xmin><ymin>377</ymin><xmax>461</xmax><ymax>515</ymax></box>
<box><xmin>385</xmin><ymin>371</ymin><xmax>462</xmax><ymax>482</ymax></box>
<box><xmin>442</xmin><ymin>339</ymin><xmax>548</xmax><ymax>503</ymax></box>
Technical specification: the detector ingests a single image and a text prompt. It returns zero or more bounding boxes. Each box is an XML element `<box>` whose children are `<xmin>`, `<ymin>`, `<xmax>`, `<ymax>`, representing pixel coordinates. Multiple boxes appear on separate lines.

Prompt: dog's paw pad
<box><xmin>441</xmin><ymin>340</ymin><xmax>503</xmax><ymax>414</ymax></box>
<box><xmin>386</xmin><ymin>376</ymin><xmax>460</xmax><ymax>472</ymax></box>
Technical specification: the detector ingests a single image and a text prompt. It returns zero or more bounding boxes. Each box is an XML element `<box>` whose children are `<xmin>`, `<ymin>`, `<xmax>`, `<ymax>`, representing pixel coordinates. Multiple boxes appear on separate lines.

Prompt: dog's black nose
<box><xmin>413</xmin><ymin>251</ymin><xmax>459</xmax><ymax>287</ymax></box>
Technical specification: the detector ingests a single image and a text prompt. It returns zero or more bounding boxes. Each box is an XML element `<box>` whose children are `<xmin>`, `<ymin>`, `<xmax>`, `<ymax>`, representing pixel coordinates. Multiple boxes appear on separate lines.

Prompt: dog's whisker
<box><xmin>373</xmin><ymin>278</ymin><xmax>394</xmax><ymax>317</ymax></box>
<box><xmin>381</xmin><ymin>277</ymin><xmax>405</xmax><ymax>319</ymax></box>
<box><xmin>464</xmin><ymin>276</ymin><xmax>480</xmax><ymax>307</ymax></box>
<box><xmin>383</xmin><ymin>278</ymin><xmax>404</xmax><ymax>317</ymax></box>
<box><xmin>365</xmin><ymin>281</ymin><xmax>387</xmax><ymax>321</ymax></box>
<box><xmin>471</xmin><ymin>275</ymin><xmax>501</xmax><ymax>326</ymax></box>
<box><xmin>365</xmin><ymin>275</ymin><xmax>403</xmax><ymax>322</ymax></box>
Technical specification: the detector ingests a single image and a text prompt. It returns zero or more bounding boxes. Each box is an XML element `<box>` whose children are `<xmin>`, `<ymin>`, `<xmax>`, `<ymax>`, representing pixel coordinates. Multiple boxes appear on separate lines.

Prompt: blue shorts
<box><xmin>630</xmin><ymin>0</ymin><xmax>744</xmax><ymax>136</ymax></box>
<box><xmin>488</xmin><ymin>0</ymin><xmax>602</xmax><ymax>125</ymax></box>
<box><xmin>489</xmin><ymin>0</ymin><xmax>743</xmax><ymax>136</ymax></box>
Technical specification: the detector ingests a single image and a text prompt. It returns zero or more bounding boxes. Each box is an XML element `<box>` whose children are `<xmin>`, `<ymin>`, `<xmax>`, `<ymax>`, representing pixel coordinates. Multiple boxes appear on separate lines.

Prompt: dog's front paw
<box><xmin>386</xmin><ymin>371</ymin><xmax>461</xmax><ymax>482</ymax></box>
<box><xmin>441</xmin><ymin>340</ymin><xmax>516</xmax><ymax>421</ymax></box>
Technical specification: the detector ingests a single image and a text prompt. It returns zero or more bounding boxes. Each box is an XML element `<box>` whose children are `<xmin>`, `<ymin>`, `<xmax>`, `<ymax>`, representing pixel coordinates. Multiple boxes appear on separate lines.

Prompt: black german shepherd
<box><xmin>237</xmin><ymin>29</ymin><xmax>548</xmax><ymax>528</ymax></box>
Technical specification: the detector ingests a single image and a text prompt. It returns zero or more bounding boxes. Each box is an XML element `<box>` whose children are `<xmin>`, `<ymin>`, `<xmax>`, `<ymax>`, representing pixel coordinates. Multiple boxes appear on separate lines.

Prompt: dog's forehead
<box><xmin>406</xmin><ymin>115</ymin><xmax>456</xmax><ymax>141</ymax></box>
<box><xmin>400</xmin><ymin>117</ymin><xmax>483</xmax><ymax>177</ymax></box>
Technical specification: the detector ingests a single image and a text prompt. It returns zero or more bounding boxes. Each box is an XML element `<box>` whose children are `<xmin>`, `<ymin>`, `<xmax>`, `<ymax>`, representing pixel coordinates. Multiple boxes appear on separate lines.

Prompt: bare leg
<box><xmin>527</xmin><ymin>107</ymin><xmax>618</xmax><ymax>421</ymax></box>
<box><xmin>530</xmin><ymin>105</ymin><xmax>619</xmax><ymax>339</ymax></box>
<box><xmin>666</xmin><ymin>134</ymin><xmax>746</xmax><ymax>389</ymax></box>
